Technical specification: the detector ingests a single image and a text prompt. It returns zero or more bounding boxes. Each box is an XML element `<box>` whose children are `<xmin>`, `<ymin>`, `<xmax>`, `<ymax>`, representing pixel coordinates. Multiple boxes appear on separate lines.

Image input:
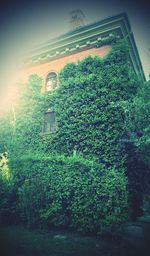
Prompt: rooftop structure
<box><xmin>20</xmin><ymin>12</ymin><xmax>145</xmax><ymax>89</ymax></box>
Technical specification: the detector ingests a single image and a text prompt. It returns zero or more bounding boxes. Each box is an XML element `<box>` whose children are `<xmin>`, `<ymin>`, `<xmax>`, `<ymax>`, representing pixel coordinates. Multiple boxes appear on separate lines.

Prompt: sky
<box><xmin>0</xmin><ymin>0</ymin><xmax>149</xmax><ymax>84</ymax></box>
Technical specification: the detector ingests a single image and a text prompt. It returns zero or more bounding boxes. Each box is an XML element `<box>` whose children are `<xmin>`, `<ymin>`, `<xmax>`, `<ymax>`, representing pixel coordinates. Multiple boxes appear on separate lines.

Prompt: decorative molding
<box><xmin>21</xmin><ymin>13</ymin><xmax>145</xmax><ymax>82</ymax></box>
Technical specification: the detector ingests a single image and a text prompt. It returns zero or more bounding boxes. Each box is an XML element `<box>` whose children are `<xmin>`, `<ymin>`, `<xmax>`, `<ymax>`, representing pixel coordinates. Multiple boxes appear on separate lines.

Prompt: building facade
<box><xmin>19</xmin><ymin>12</ymin><xmax>145</xmax><ymax>92</ymax></box>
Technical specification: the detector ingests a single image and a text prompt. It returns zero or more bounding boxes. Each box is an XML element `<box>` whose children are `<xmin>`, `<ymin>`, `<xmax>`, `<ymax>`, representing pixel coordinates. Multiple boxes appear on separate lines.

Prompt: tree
<box><xmin>124</xmin><ymin>78</ymin><xmax>150</xmax><ymax>218</ymax></box>
<box><xmin>132</xmin><ymin>79</ymin><xmax>150</xmax><ymax>164</ymax></box>
<box><xmin>0</xmin><ymin>74</ymin><xmax>44</xmax><ymax>158</ymax></box>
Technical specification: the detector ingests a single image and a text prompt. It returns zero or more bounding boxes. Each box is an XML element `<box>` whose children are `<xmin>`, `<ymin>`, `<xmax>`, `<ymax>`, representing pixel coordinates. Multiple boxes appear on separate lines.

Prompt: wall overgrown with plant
<box><xmin>0</xmin><ymin>40</ymin><xmax>142</xmax><ymax>233</ymax></box>
<box><xmin>41</xmin><ymin>42</ymin><xmax>138</xmax><ymax>166</ymax></box>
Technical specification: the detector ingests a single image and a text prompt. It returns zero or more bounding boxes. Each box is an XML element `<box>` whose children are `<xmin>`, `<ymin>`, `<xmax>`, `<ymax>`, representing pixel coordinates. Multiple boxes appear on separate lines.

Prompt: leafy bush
<box><xmin>10</xmin><ymin>154</ymin><xmax>128</xmax><ymax>234</ymax></box>
<box><xmin>0</xmin><ymin>172</ymin><xmax>18</xmax><ymax>225</ymax></box>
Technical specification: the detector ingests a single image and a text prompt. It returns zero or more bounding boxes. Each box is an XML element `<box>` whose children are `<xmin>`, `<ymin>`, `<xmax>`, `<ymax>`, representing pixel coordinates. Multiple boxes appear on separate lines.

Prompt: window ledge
<box><xmin>39</xmin><ymin>130</ymin><xmax>56</xmax><ymax>136</ymax></box>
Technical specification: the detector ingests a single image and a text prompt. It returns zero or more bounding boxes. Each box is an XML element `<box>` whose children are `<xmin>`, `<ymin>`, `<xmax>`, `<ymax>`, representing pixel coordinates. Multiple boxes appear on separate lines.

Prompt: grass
<box><xmin>0</xmin><ymin>226</ymin><xmax>115</xmax><ymax>256</ymax></box>
<box><xmin>0</xmin><ymin>225</ymin><xmax>148</xmax><ymax>256</ymax></box>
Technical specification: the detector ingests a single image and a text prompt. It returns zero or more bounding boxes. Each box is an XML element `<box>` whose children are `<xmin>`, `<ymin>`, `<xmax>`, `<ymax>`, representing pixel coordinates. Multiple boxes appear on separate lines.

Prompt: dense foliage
<box><xmin>42</xmin><ymin>43</ymin><xmax>138</xmax><ymax>164</ymax></box>
<box><xmin>131</xmin><ymin>80</ymin><xmax>150</xmax><ymax>165</ymax></box>
<box><xmin>10</xmin><ymin>154</ymin><xmax>128</xmax><ymax>233</ymax></box>
<box><xmin>124</xmin><ymin>79</ymin><xmax>150</xmax><ymax>217</ymax></box>
<box><xmin>0</xmin><ymin>40</ymin><xmax>146</xmax><ymax>233</ymax></box>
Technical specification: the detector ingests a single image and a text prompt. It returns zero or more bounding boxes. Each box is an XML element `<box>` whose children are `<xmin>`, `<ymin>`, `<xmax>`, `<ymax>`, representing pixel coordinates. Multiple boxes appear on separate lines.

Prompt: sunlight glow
<box><xmin>0</xmin><ymin>73</ymin><xmax>19</xmax><ymax>115</ymax></box>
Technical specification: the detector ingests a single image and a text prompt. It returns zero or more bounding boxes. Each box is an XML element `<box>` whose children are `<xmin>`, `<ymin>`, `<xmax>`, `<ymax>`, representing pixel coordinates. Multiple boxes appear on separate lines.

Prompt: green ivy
<box><xmin>40</xmin><ymin>41</ymin><xmax>139</xmax><ymax>168</ymax></box>
<box><xmin>0</xmin><ymin>40</ymin><xmax>141</xmax><ymax>231</ymax></box>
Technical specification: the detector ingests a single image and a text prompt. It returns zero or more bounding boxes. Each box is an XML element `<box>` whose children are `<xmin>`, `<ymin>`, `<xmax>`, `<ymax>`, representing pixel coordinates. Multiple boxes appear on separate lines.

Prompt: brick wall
<box><xmin>19</xmin><ymin>45</ymin><xmax>111</xmax><ymax>90</ymax></box>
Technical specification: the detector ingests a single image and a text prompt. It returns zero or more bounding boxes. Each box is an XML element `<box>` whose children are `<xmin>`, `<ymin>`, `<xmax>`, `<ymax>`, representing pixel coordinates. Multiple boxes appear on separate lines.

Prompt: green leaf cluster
<box><xmin>0</xmin><ymin>41</ymin><xmax>141</xmax><ymax>231</ymax></box>
<box><xmin>41</xmin><ymin>42</ymin><xmax>138</xmax><ymax>168</ymax></box>
<box><xmin>10</xmin><ymin>154</ymin><xmax>128</xmax><ymax>234</ymax></box>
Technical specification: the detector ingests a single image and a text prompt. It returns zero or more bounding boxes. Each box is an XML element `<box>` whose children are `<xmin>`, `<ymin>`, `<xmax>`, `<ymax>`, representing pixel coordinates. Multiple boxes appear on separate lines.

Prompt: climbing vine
<box><xmin>0</xmin><ymin>40</ymin><xmax>141</xmax><ymax>232</ymax></box>
<box><xmin>41</xmin><ymin>41</ymin><xmax>139</xmax><ymax>168</ymax></box>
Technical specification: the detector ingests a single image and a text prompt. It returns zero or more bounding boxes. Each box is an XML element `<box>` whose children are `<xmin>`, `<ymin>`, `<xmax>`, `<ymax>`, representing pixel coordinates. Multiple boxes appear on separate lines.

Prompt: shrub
<box><xmin>10</xmin><ymin>154</ymin><xmax>128</xmax><ymax>234</ymax></box>
<box><xmin>0</xmin><ymin>172</ymin><xmax>18</xmax><ymax>225</ymax></box>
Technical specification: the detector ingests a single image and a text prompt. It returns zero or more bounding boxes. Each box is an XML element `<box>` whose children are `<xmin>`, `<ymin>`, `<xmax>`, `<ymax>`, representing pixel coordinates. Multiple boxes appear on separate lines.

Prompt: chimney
<box><xmin>70</xmin><ymin>9</ymin><xmax>86</xmax><ymax>30</ymax></box>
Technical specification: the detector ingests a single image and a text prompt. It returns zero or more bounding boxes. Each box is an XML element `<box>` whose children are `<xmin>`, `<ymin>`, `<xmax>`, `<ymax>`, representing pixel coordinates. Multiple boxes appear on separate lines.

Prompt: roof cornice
<box><xmin>21</xmin><ymin>12</ymin><xmax>145</xmax><ymax>82</ymax></box>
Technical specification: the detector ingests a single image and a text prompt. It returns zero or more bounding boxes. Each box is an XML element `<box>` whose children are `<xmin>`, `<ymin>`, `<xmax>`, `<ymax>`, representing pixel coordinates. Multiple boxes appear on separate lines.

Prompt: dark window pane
<box><xmin>49</xmin><ymin>112</ymin><xmax>55</xmax><ymax>130</ymax></box>
<box><xmin>43</xmin><ymin>112</ymin><xmax>56</xmax><ymax>132</ymax></box>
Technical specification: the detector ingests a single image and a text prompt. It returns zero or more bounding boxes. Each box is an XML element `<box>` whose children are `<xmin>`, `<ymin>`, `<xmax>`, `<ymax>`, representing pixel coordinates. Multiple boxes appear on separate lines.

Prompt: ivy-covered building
<box><xmin>20</xmin><ymin>12</ymin><xmax>145</xmax><ymax>92</ymax></box>
<box><xmin>0</xmin><ymin>12</ymin><xmax>147</xmax><ymax>229</ymax></box>
<box><xmin>17</xmin><ymin>11</ymin><xmax>146</xmax><ymax>141</ymax></box>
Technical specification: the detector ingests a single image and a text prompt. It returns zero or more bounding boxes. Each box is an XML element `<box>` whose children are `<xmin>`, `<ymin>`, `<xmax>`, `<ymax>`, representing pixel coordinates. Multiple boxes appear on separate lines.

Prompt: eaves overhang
<box><xmin>22</xmin><ymin>12</ymin><xmax>145</xmax><ymax>82</ymax></box>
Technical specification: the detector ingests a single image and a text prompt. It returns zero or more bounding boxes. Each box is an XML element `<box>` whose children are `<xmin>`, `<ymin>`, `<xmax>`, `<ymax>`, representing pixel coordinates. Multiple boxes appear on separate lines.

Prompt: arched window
<box><xmin>45</xmin><ymin>72</ymin><xmax>58</xmax><ymax>91</ymax></box>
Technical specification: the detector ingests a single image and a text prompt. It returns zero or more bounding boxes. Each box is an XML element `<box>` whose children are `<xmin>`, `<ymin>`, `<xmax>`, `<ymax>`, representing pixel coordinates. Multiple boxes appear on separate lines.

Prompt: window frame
<box><xmin>45</xmin><ymin>71</ymin><xmax>58</xmax><ymax>92</ymax></box>
<box><xmin>42</xmin><ymin>109</ymin><xmax>57</xmax><ymax>134</ymax></box>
